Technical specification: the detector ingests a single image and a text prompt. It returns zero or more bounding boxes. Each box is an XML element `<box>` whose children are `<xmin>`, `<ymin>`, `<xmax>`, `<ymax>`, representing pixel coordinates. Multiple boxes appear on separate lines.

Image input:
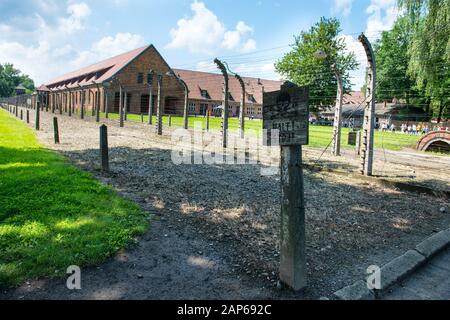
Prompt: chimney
<box><xmin>257</xmin><ymin>78</ymin><xmax>262</xmax><ymax>85</ymax></box>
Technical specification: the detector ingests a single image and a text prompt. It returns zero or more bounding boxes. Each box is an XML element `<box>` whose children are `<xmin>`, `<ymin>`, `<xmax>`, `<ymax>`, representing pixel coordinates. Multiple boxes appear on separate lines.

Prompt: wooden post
<box><xmin>206</xmin><ymin>107</ymin><xmax>210</xmax><ymax>131</ymax></box>
<box><xmin>35</xmin><ymin>101</ymin><xmax>40</xmax><ymax>131</ymax></box>
<box><xmin>332</xmin><ymin>64</ymin><xmax>343</xmax><ymax>156</ymax></box>
<box><xmin>26</xmin><ymin>110</ymin><xmax>30</xmax><ymax>123</ymax></box>
<box><xmin>100</xmin><ymin>124</ymin><xmax>109</xmax><ymax>172</ymax></box>
<box><xmin>156</xmin><ymin>75</ymin><xmax>163</xmax><ymax>135</ymax></box>
<box><xmin>168</xmin><ymin>115</ymin><xmax>171</xmax><ymax>127</ymax></box>
<box><xmin>20</xmin><ymin>109</ymin><xmax>23</xmax><ymax>120</ymax></box>
<box><xmin>214</xmin><ymin>58</ymin><xmax>229</xmax><ymax>148</ymax></box>
<box><xmin>263</xmin><ymin>84</ymin><xmax>309</xmax><ymax>291</ymax></box>
<box><xmin>279</xmin><ymin>145</ymin><xmax>307</xmax><ymax>290</ymax></box>
<box><xmin>359</xmin><ymin>33</ymin><xmax>376</xmax><ymax>176</ymax></box>
<box><xmin>53</xmin><ymin>117</ymin><xmax>60</xmax><ymax>144</ymax></box>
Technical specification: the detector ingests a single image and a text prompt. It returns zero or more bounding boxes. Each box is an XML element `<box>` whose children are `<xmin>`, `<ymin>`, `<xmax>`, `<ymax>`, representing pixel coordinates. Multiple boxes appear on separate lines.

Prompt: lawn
<box><xmin>0</xmin><ymin>109</ymin><xmax>148</xmax><ymax>287</ymax></box>
<box><xmin>100</xmin><ymin>112</ymin><xmax>420</xmax><ymax>151</ymax></box>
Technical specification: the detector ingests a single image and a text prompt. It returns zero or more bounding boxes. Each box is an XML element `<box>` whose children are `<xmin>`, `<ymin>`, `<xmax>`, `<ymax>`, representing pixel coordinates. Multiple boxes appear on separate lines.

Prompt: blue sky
<box><xmin>0</xmin><ymin>0</ymin><xmax>400</xmax><ymax>89</ymax></box>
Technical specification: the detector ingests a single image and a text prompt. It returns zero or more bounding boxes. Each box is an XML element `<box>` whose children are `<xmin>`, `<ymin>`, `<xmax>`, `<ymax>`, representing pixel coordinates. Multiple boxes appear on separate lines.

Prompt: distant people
<box><xmin>390</xmin><ymin>123</ymin><xmax>396</xmax><ymax>132</ymax></box>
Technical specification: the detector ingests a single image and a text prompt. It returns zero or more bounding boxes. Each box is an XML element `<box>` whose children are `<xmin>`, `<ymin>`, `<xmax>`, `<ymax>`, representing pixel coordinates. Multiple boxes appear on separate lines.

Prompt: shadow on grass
<box><xmin>0</xmin><ymin>146</ymin><xmax>149</xmax><ymax>288</ymax></box>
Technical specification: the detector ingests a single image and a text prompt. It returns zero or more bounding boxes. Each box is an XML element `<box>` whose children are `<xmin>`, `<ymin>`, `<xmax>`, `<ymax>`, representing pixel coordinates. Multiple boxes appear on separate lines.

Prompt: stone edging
<box><xmin>333</xmin><ymin>228</ymin><xmax>450</xmax><ymax>300</ymax></box>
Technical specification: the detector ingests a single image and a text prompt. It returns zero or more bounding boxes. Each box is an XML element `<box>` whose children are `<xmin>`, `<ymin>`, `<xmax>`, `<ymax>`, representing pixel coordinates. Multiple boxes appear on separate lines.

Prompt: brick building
<box><xmin>174</xmin><ymin>69</ymin><xmax>281</xmax><ymax>119</ymax></box>
<box><xmin>40</xmin><ymin>45</ymin><xmax>281</xmax><ymax>118</ymax></box>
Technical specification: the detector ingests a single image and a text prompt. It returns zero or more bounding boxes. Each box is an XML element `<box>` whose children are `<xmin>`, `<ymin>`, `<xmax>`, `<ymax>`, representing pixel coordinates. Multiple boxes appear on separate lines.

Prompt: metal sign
<box><xmin>263</xmin><ymin>83</ymin><xmax>309</xmax><ymax>146</ymax></box>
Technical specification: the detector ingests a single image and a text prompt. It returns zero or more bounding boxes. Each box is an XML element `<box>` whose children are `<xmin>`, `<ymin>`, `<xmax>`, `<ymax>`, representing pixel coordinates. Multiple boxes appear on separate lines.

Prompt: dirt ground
<box><xmin>1</xmin><ymin>107</ymin><xmax>449</xmax><ymax>300</ymax></box>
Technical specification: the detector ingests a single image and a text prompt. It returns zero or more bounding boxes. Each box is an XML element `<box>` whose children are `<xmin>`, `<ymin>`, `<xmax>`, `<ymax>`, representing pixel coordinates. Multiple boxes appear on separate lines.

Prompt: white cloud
<box><xmin>166</xmin><ymin>1</ymin><xmax>256</xmax><ymax>54</ymax></box>
<box><xmin>71</xmin><ymin>32</ymin><xmax>145</xmax><ymax>70</ymax></box>
<box><xmin>333</xmin><ymin>0</ymin><xmax>354</xmax><ymax>16</ymax></box>
<box><xmin>365</xmin><ymin>0</ymin><xmax>400</xmax><ymax>41</ymax></box>
<box><xmin>57</xmin><ymin>2</ymin><xmax>91</xmax><ymax>34</ymax></box>
<box><xmin>341</xmin><ymin>35</ymin><xmax>367</xmax><ymax>90</ymax></box>
<box><xmin>0</xmin><ymin>2</ymin><xmax>145</xmax><ymax>85</ymax></box>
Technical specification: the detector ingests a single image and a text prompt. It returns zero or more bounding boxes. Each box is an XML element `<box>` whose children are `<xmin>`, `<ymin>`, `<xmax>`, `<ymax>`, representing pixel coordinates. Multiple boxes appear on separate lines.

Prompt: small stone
<box><xmin>137</xmin><ymin>274</ymin><xmax>144</xmax><ymax>279</ymax></box>
<box><xmin>440</xmin><ymin>207</ymin><xmax>447</xmax><ymax>214</ymax></box>
<box><xmin>276</xmin><ymin>280</ymin><xmax>283</xmax><ymax>290</ymax></box>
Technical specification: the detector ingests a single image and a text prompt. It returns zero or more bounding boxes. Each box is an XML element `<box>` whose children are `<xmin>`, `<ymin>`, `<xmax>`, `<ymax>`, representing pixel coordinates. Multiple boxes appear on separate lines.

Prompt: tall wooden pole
<box><xmin>214</xmin><ymin>58</ymin><xmax>229</xmax><ymax>148</ymax></box>
<box><xmin>279</xmin><ymin>145</ymin><xmax>307</xmax><ymax>291</ymax></box>
<box><xmin>359</xmin><ymin>33</ymin><xmax>376</xmax><ymax>176</ymax></box>
<box><xmin>332</xmin><ymin>64</ymin><xmax>343</xmax><ymax>156</ymax></box>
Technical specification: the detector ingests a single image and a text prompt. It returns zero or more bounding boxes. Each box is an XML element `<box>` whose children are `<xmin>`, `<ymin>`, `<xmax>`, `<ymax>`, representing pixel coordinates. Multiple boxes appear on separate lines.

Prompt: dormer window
<box><xmin>228</xmin><ymin>93</ymin><xmax>234</xmax><ymax>101</ymax></box>
<box><xmin>247</xmin><ymin>94</ymin><xmax>256</xmax><ymax>103</ymax></box>
<box><xmin>200</xmin><ymin>89</ymin><xmax>210</xmax><ymax>99</ymax></box>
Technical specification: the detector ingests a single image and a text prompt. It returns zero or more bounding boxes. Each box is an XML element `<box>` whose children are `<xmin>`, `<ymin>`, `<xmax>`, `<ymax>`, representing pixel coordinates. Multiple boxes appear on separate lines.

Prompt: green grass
<box><xmin>0</xmin><ymin>109</ymin><xmax>148</xmax><ymax>287</ymax></box>
<box><xmin>100</xmin><ymin>112</ymin><xmax>420</xmax><ymax>151</ymax></box>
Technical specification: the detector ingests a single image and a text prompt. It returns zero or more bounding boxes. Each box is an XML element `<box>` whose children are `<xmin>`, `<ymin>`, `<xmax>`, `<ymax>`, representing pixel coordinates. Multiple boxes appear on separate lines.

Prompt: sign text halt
<box><xmin>263</xmin><ymin>83</ymin><xmax>309</xmax><ymax>146</ymax></box>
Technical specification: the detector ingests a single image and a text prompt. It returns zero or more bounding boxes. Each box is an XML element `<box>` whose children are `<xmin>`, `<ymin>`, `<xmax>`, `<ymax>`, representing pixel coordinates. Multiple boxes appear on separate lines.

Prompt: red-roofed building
<box><xmin>39</xmin><ymin>45</ymin><xmax>282</xmax><ymax>118</ymax></box>
<box><xmin>174</xmin><ymin>69</ymin><xmax>282</xmax><ymax>118</ymax></box>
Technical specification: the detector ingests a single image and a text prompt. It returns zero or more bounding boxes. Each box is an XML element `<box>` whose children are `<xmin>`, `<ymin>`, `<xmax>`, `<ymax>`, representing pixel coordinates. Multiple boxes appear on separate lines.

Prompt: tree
<box><xmin>275</xmin><ymin>17</ymin><xmax>359</xmax><ymax>113</ymax></box>
<box><xmin>397</xmin><ymin>0</ymin><xmax>450</xmax><ymax>122</ymax></box>
<box><xmin>374</xmin><ymin>17</ymin><xmax>418</xmax><ymax>103</ymax></box>
<box><xmin>0</xmin><ymin>63</ymin><xmax>35</xmax><ymax>97</ymax></box>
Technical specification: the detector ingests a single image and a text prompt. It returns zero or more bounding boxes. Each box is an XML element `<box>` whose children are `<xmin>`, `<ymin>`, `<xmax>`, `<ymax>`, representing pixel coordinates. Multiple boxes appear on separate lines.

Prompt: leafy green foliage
<box><xmin>397</xmin><ymin>0</ymin><xmax>450</xmax><ymax>121</ymax></box>
<box><xmin>0</xmin><ymin>110</ymin><xmax>148</xmax><ymax>287</ymax></box>
<box><xmin>275</xmin><ymin>17</ymin><xmax>359</xmax><ymax>113</ymax></box>
<box><xmin>0</xmin><ymin>63</ymin><xmax>35</xmax><ymax>98</ymax></box>
<box><xmin>374</xmin><ymin>17</ymin><xmax>419</xmax><ymax>103</ymax></box>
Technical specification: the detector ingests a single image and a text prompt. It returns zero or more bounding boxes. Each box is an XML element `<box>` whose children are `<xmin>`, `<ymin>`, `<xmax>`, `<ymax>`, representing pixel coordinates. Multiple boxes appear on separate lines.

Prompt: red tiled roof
<box><xmin>37</xmin><ymin>84</ymin><xmax>49</xmax><ymax>91</ymax></box>
<box><xmin>343</xmin><ymin>91</ymin><xmax>365</xmax><ymax>105</ymax></box>
<box><xmin>45</xmin><ymin>46</ymin><xmax>150</xmax><ymax>89</ymax></box>
<box><xmin>173</xmin><ymin>69</ymin><xmax>282</xmax><ymax>105</ymax></box>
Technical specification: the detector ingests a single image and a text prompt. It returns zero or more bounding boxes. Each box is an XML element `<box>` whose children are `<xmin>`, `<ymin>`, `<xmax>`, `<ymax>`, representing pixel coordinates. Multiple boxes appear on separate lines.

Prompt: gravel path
<box><xmin>1</xmin><ymin>107</ymin><xmax>449</xmax><ymax>300</ymax></box>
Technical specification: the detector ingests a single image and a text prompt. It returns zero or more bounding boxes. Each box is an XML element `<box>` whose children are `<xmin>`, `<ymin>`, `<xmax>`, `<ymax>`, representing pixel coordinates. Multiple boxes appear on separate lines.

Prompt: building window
<box><xmin>137</xmin><ymin>73</ymin><xmax>144</xmax><ymax>84</ymax></box>
<box><xmin>200</xmin><ymin>89</ymin><xmax>210</xmax><ymax>99</ymax></box>
<box><xmin>147</xmin><ymin>73</ymin><xmax>153</xmax><ymax>84</ymax></box>
<box><xmin>188</xmin><ymin>103</ymin><xmax>196</xmax><ymax>112</ymax></box>
<box><xmin>248</xmin><ymin>94</ymin><xmax>256</xmax><ymax>103</ymax></box>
